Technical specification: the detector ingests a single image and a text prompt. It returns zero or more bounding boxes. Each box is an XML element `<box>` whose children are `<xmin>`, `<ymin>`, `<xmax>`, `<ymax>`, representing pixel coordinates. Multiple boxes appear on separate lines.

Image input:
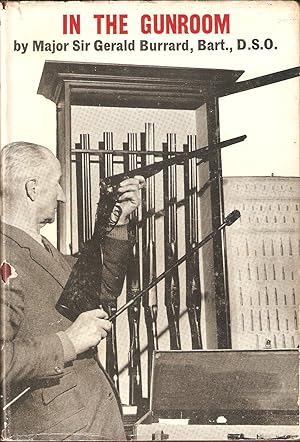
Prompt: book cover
<box><xmin>0</xmin><ymin>1</ymin><xmax>299</xmax><ymax>440</ymax></box>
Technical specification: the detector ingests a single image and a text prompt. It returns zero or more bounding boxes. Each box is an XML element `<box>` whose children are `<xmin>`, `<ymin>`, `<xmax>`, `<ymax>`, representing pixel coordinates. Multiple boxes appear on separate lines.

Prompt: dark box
<box><xmin>135</xmin><ymin>349</ymin><xmax>299</xmax><ymax>440</ymax></box>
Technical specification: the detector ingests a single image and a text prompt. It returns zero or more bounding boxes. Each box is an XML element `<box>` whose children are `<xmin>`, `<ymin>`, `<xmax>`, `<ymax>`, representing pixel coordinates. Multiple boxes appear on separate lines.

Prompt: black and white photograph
<box><xmin>0</xmin><ymin>1</ymin><xmax>299</xmax><ymax>440</ymax></box>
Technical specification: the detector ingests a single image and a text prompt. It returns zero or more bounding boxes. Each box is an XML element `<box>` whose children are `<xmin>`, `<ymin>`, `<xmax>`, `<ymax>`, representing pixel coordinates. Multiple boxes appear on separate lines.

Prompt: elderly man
<box><xmin>0</xmin><ymin>142</ymin><xmax>144</xmax><ymax>440</ymax></box>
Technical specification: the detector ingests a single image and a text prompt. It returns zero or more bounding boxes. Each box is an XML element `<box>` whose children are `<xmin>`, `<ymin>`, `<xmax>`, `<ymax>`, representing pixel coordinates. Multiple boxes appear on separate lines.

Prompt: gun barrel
<box><xmin>101</xmin><ymin>135</ymin><xmax>246</xmax><ymax>191</ymax></box>
<box><xmin>216</xmin><ymin>66</ymin><xmax>300</xmax><ymax>98</ymax></box>
<box><xmin>109</xmin><ymin>211</ymin><xmax>241</xmax><ymax>322</ymax></box>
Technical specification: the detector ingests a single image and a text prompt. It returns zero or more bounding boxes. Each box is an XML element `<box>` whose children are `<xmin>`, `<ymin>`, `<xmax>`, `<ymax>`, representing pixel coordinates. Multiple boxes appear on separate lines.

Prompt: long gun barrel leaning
<box><xmin>109</xmin><ymin>211</ymin><xmax>241</xmax><ymax>321</ymax></box>
<box><xmin>163</xmin><ymin>133</ymin><xmax>181</xmax><ymax>350</ymax></box>
<box><xmin>141</xmin><ymin>123</ymin><xmax>159</xmax><ymax>397</ymax></box>
<box><xmin>184</xmin><ymin>135</ymin><xmax>203</xmax><ymax>349</ymax></box>
<box><xmin>123</xmin><ymin>133</ymin><xmax>143</xmax><ymax>406</ymax></box>
<box><xmin>98</xmin><ymin>132</ymin><xmax>120</xmax><ymax>391</ymax></box>
<box><xmin>56</xmin><ymin>135</ymin><xmax>246</xmax><ymax>321</ymax></box>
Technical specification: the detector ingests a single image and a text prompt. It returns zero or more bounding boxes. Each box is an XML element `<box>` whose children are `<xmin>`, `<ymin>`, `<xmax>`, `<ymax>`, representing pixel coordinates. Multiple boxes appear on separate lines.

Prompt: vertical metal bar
<box><xmin>75</xmin><ymin>141</ymin><xmax>84</xmax><ymax>251</ymax></box>
<box><xmin>56</xmin><ymin>82</ymin><xmax>72</xmax><ymax>254</ymax></box>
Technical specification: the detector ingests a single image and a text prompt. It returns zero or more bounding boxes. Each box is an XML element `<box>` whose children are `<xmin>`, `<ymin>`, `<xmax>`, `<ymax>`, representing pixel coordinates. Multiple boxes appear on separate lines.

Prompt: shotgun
<box><xmin>184</xmin><ymin>135</ymin><xmax>202</xmax><ymax>348</ymax></box>
<box><xmin>141</xmin><ymin>123</ymin><xmax>159</xmax><ymax>397</ymax></box>
<box><xmin>163</xmin><ymin>133</ymin><xmax>181</xmax><ymax>350</ymax></box>
<box><xmin>99</xmin><ymin>132</ymin><xmax>120</xmax><ymax>391</ymax></box>
<box><xmin>56</xmin><ymin>135</ymin><xmax>246</xmax><ymax>321</ymax></box>
<box><xmin>123</xmin><ymin>133</ymin><xmax>143</xmax><ymax>405</ymax></box>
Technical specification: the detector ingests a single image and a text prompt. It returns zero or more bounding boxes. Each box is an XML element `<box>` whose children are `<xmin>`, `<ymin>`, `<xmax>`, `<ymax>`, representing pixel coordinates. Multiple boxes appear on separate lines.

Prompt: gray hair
<box><xmin>1</xmin><ymin>142</ymin><xmax>55</xmax><ymax>197</ymax></box>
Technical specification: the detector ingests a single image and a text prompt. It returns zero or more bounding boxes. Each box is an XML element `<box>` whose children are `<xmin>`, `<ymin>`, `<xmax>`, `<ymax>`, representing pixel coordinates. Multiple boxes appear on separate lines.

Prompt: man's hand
<box><xmin>65</xmin><ymin>309</ymin><xmax>111</xmax><ymax>355</ymax></box>
<box><xmin>116</xmin><ymin>175</ymin><xmax>145</xmax><ymax>225</ymax></box>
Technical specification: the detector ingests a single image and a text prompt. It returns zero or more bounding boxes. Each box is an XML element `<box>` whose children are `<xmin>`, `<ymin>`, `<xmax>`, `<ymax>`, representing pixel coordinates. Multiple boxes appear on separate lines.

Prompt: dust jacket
<box><xmin>0</xmin><ymin>1</ymin><xmax>299</xmax><ymax>440</ymax></box>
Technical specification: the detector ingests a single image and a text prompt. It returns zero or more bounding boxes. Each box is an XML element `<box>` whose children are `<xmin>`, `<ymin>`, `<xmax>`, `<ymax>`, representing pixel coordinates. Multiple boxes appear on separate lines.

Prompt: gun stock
<box><xmin>127</xmin><ymin>249</ymin><xmax>143</xmax><ymax>404</ymax></box>
<box><xmin>184</xmin><ymin>136</ymin><xmax>203</xmax><ymax>349</ymax></box>
<box><xmin>187</xmin><ymin>246</ymin><xmax>202</xmax><ymax>348</ymax></box>
<box><xmin>105</xmin><ymin>303</ymin><xmax>119</xmax><ymax>391</ymax></box>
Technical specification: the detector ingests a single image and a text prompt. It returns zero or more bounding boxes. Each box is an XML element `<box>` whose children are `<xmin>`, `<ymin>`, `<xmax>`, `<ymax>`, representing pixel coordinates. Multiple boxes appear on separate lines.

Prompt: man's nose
<box><xmin>57</xmin><ymin>185</ymin><xmax>66</xmax><ymax>203</ymax></box>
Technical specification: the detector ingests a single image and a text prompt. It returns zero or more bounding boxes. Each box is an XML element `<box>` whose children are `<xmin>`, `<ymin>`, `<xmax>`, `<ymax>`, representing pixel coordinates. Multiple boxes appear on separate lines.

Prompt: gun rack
<box><xmin>38</xmin><ymin>61</ymin><xmax>299</xmax><ymax>406</ymax></box>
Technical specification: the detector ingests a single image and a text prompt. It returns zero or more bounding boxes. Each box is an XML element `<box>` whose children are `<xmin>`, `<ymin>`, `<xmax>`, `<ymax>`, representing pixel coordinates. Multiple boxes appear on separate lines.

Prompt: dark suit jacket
<box><xmin>0</xmin><ymin>223</ymin><xmax>129</xmax><ymax>440</ymax></box>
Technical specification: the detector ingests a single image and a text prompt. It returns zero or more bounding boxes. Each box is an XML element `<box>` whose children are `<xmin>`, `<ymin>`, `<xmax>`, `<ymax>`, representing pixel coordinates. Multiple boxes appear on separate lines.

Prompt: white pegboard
<box><xmin>223</xmin><ymin>176</ymin><xmax>300</xmax><ymax>350</ymax></box>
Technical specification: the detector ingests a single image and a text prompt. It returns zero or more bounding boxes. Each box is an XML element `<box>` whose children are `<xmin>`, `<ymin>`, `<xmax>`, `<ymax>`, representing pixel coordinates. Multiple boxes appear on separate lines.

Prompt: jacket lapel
<box><xmin>1</xmin><ymin>223</ymin><xmax>70</xmax><ymax>288</ymax></box>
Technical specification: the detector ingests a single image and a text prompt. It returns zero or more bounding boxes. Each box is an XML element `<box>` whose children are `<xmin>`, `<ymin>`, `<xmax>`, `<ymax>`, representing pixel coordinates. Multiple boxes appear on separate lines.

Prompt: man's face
<box><xmin>36</xmin><ymin>158</ymin><xmax>66</xmax><ymax>226</ymax></box>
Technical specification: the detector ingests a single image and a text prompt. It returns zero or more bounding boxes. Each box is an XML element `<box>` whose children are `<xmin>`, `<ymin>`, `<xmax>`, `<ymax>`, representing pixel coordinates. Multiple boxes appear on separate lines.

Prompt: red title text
<box><xmin>63</xmin><ymin>14</ymin><xmax>231</xmax><ymax>35</ymax></box>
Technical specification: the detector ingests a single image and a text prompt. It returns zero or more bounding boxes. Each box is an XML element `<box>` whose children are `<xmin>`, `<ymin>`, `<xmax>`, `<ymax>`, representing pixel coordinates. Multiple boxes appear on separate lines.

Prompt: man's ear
<box><xmin>25</xmin><ymin>178</ymin><xmax>38</xmax><ymax>201</ymax></box>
